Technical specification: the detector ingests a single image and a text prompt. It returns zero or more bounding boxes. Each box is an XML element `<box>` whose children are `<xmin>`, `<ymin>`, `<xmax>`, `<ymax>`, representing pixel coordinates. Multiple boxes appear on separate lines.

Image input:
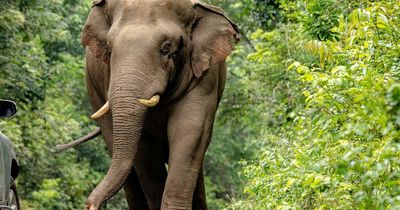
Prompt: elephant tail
<box><xmin>55</xmin><ymin>127</ymin><xmax>101</xmax><ymax>153</ymax></box>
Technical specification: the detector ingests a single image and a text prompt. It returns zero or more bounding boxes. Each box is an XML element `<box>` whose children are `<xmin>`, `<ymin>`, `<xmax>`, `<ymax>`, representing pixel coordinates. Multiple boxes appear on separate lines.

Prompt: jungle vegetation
<box><xmin>0</xmin><ymin>0</ymin><xmax>399</xmax><ymax>209</ymax></box>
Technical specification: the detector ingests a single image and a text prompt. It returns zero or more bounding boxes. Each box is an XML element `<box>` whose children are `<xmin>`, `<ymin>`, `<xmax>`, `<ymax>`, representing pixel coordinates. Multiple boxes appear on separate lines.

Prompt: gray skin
<box><xmin>81</xmin><ymin>0</ymin><xmax>239</xmax><ymax>209</ymax></box>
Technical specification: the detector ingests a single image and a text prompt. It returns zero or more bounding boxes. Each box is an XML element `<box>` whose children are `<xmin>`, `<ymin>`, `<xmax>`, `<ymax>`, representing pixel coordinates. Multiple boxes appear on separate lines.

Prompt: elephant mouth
<box><xmin>91</xmin><ymin>95</ymin><xmax>160</xmax><ymax>120</ymax></box>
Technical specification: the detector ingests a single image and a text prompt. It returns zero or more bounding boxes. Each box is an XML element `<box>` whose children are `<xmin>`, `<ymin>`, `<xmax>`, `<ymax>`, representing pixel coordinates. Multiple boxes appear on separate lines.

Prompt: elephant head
<box><xmin>81</xmin><ymin>0</ymin><xmax>239</xmax><ymax>209</ymax></box>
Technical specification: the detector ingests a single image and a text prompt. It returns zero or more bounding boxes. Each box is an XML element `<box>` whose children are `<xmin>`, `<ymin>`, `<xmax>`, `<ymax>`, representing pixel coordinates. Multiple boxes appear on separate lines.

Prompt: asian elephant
<box><xmin>81</xmin><ymin>0</ymin><xmax>239</xmax><ymax>209</ymax></box>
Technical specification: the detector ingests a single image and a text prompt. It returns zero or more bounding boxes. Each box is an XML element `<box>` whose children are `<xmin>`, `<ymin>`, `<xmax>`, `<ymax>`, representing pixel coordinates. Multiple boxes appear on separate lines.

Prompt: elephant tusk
<box><xmin>138</xmin><ymin>95</ymin><xmax>160</xmax><ymax>107</ymax></box>
<box><xmin>91</xmin><ymin>101</ymin><xmax>110</xmax><ymax>120</ymax></box>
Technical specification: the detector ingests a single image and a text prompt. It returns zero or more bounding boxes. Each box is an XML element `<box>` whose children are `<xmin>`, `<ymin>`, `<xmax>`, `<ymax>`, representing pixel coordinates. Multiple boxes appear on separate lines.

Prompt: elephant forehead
<box><xmin>117</xmin><ymin>0</ymin><xmax>194</xmax><ymax>24</ymax></box>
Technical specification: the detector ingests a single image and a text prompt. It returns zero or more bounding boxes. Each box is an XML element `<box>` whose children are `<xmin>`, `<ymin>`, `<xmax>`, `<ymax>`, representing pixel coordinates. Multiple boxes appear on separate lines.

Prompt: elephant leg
<box><xmin>123</xmin><ymin>169</ymin><xmax>149</xmax><ymax>210</ymax></box>
<box><xmin>192</xmin><ymin>166</ymin><xmax>207</xmax><ymax>210</ymax></box>
<box><xmin>162</xmin><ymin>92</ymin><xmax>217</xmax><ymax>209</ymax></box>
<box><xmin>133</xmin><ymin>131</ymin><xmax>168</xmax><ymax>210</ymax></box>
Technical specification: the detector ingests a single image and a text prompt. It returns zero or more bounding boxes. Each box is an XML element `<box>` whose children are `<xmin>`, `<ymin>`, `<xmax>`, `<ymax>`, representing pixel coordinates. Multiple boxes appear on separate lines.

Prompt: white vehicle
<box><xmin>0</xmin><ymin>100</ymin><xmax>20</xmax><ymax>210</ymax></box>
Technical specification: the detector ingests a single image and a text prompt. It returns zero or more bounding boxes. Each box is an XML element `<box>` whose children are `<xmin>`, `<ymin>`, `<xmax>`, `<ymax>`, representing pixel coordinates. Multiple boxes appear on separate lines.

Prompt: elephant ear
<box><xmin>81</xmin><ymin>0</ymin><xmax>110</xmax><ymax>64</ymax></box>
<box><xmin>191</xmin><ymin>1</ymin><xmax>240</xmax><ymax>78</ymax></box>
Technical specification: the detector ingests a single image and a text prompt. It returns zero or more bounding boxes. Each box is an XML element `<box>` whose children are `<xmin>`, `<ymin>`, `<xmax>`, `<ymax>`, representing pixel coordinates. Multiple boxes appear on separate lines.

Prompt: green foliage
<box><xmin>301</xmin><ymin>0</ymin><xmax>341</xmax><ymax>41</ymax></box>
<box><xmin>252</xmin><ymin>0</ymin><xmax>285</xmax><ymax>30</ymax></box>
<box><xmin>232</xmin><ymin>0</ymin><xmax>400</xmax><ymax>209</ymax></box>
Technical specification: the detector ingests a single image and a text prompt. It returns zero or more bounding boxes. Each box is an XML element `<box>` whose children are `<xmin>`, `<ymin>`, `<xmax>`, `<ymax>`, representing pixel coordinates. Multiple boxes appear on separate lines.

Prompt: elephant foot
<box><xmin>161</xmin><ymin>198</ymin><xmax>192</xmax><ymax>210</ymax></box>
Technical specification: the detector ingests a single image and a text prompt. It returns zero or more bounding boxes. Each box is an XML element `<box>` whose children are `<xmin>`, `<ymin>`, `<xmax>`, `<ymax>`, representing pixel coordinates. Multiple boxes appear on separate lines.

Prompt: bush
<box><xmin>233</xmin><ymin>1</ymin><xmax>400</xmax><ymax>209</ymax></box>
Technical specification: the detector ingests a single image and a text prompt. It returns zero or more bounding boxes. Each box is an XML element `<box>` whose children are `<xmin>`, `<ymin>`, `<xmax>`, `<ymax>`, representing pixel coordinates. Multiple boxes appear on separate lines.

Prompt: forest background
<box><xmin>1</xmin><ymin>0</ymin><xmax>399</xmax><ymax>209</ymax></box>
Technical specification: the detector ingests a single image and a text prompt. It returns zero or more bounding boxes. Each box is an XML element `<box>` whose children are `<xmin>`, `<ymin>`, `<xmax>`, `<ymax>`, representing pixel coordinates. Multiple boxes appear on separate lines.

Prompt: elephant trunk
<box><xmin>87</xmin><ymin>66</ymin><xmax>151</xmax><ymax>210</ymax></box>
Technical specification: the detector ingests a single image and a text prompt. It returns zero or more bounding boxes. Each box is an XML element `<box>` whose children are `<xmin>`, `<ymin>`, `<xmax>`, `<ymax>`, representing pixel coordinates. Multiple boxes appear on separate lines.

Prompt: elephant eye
<box><xmin>160</xmin><ymin>41</ymin><xmax>172</xmax><ymax>56</ymax></box>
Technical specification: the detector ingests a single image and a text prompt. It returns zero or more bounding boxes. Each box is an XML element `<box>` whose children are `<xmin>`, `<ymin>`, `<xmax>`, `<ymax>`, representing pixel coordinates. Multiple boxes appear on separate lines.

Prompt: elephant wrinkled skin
<box><xmin>81</xmin><ymin>0</ymin><xmax>239</xmax><ymax>209</ymax></box>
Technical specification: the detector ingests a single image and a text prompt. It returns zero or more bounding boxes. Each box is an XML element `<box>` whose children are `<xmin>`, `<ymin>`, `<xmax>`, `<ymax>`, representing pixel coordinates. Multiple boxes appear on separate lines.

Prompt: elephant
<box><xmin>79</xmin><ymin>0</ymin><xmax>240</xmax><ymax>209</ymax></box>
